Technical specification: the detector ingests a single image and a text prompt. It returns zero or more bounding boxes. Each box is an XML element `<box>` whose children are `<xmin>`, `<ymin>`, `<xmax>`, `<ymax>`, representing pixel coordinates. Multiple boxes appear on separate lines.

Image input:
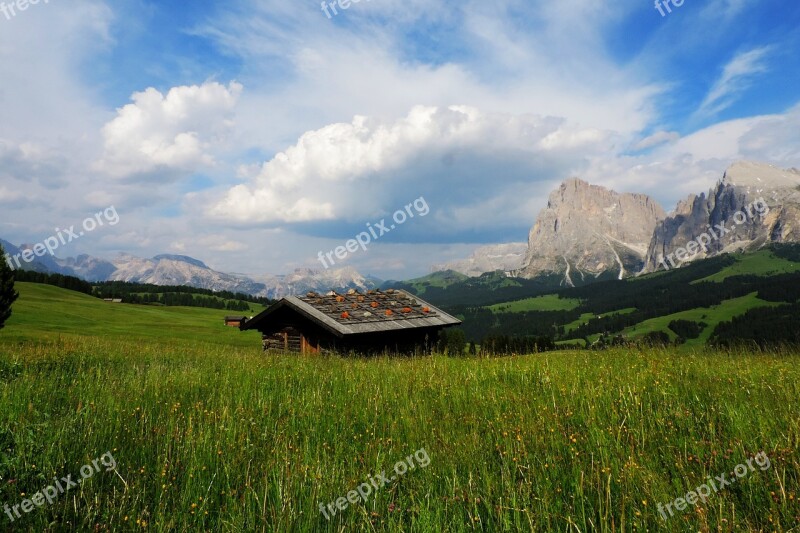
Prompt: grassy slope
<box><xmin>487</xmin><ymin>294</ymin><xmax>580</xmax><ymax>313</ymax></box>
<box><xmin>0</xmin><ymin>341</ymin><xmax>797</xmax><ymax>532</ymax></box>
<box><xmin>0</xmin><ymin>283</ymin><xmax>798</xmax><ymax>531</ymax></box>
<box><xmin>621</xmin><ymin>292</ymin><xmax>783</xmax><ymax>346</ymax></box>
<box><xmin>3</xmin><ymin>282</ymin><xmax>265</xmax><ymax>347</ymax></box>
<box><xmin>694</xmin><ymin>249</ymin><xmax>800</xmax><ymax>283</ymax></box>
<box><xmin>391</xmin><ymin>270</ymin><xmax>469</xmax><ymax>295</ymax></box>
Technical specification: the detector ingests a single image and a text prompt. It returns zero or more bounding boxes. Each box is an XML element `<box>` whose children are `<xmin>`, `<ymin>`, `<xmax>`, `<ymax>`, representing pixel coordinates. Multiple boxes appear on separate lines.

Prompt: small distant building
<box><xmin>224</xmin><ymin>316</ymin><xmax>247</xmax><ymax>327</ymax></box>
<box><xmin>103</xmin><ymin>298</ymin><xmax>123</xmax><ymax>303</ymax></box>
<box><xmin>240</xmin><ymin>289</ymin><xmax>461</xmax><ymax>355</ymax></box>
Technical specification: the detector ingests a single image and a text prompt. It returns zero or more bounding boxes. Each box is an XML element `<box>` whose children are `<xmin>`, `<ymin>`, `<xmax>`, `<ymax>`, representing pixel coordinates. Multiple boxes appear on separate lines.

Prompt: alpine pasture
<box><xmin>0</xmin><ymin>283</ymin><xmax>798</xmax><ymax>531</ymax></box>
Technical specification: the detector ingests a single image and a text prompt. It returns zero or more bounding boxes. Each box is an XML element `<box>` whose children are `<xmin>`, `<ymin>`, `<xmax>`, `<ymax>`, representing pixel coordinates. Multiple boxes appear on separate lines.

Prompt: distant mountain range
<box><xmin>5</xmin><ymin>160</ymin><xmax>798</xmax><ymax>298</ymax></box>
<box><xmin>431</xmin><ymin>243</ymin><xmax>528</xmax><ymax>277</ymax></box>
<box><xmin>0</xmin><ymin>240</ymin><xmax>381</xmax><ymax>299</ymax></box>
<box><xmin>436</xmin><ymin>161</ymin><xmax>800</xmax><ymax>286</ymax></box>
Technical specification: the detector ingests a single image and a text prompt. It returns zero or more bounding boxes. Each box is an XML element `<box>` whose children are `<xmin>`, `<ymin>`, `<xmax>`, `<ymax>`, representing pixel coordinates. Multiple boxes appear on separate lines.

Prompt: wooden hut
<box><xmin>224</xmin><ymin>316</ymin><xmax>247</xmax><ymax>327</ymax></box>
<box><xmin>240</xmin><ymin>289</ymin><xmax>461</xmax><ymax>355</ymax></box>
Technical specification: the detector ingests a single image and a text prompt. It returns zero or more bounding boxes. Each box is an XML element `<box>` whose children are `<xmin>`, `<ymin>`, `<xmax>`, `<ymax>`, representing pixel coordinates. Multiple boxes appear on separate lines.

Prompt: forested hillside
<box><xmin>423</xmin><ymin>245</ymin><xmax>800</xmax><ymax>348</ymax></box>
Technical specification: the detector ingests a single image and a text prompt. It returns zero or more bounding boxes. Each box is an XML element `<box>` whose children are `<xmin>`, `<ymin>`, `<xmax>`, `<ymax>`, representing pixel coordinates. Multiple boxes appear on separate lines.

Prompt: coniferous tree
<box><xmin>0</xmin><ymin>244</ymin><xmax>19</xmax><ymax>330</ymax></box>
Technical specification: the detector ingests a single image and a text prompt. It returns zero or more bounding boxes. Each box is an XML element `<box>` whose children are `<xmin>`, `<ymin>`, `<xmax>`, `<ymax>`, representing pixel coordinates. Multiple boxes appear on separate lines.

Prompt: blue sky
<box><xmin>1</xmin><ymin>0</ymin><xmax>799</xmax><ymax>279</ymax></box>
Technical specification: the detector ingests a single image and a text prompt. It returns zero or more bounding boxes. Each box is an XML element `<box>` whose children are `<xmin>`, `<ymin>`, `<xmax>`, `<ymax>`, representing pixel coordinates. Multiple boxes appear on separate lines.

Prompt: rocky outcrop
<box><xmin>517</xmin><ymin>178</ymin><xmax>666</xmax><ymax>285</ymax></box>
<box><xmin>431</xmin><ymin>243</ymin><xmax>528</xmax><ymax>277</ymax></box>
<box><xmin>57</xmin><ymin>254</ymin><xmax>118</xmax><ymax>282</ymax></box>
<box><xmin>642</xmin><ymin>161</ymin><xmax>800</xmax><ymax>271</ymax></box>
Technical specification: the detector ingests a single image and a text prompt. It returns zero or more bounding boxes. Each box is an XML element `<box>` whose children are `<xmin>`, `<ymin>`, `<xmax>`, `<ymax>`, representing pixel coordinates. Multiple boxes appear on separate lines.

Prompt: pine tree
<box><xmin>0</xmin><ymin>244</ymin><xmax>19</xmax><ymax>331</ymax></box>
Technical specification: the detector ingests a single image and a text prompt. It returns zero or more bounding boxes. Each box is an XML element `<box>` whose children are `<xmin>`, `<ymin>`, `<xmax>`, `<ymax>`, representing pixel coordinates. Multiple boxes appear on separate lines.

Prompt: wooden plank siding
<box><xmin>262</xmin><ymin>327</ymin><xmax>321</xmax><ymax>354</ymax></box>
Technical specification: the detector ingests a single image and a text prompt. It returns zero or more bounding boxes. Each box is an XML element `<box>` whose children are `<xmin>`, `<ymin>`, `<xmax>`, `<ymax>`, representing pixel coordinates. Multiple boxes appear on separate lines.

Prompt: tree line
<box><xmin>122</xmin><ymin>292</ymin><xmax>252</xmax><ymax>311</ymax></box>
<box><xmin>14</xmin><ymin>269</ymin><xmax>94</xmax><ymax>295</ymax></box>
<box><xmin>94</xmin><ymin>281</ymin><xmax>272</xmax><ymax>306</ymax></box>
<box><xmin>8</xmin><ymin>267</ymin><xmax>272</xmax><ymax>312</ymax></box>
<box><xmin>710</xmin><ymin>302</ymin><xmax>800</xmax><ymax>348</ymax></box>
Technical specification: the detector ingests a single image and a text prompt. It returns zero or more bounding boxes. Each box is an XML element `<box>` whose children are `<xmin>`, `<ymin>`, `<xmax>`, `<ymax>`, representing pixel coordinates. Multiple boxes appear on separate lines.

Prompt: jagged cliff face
<box><xmin>642</xmin><ymin>161</ymin><xmax>800</xmax><ymax>272</ymax></box>
<box><xmin>517</xmin><ymin>179</ymin><xmax>666</xmax><ymax>285</ymax></box>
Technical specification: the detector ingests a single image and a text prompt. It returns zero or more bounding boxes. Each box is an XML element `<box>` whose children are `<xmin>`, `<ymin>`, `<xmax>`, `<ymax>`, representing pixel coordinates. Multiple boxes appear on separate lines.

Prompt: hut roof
<box><xmin>241</xmin><ymin>289</ymin><xmax>461</xmax><ymax>337</ymax></box>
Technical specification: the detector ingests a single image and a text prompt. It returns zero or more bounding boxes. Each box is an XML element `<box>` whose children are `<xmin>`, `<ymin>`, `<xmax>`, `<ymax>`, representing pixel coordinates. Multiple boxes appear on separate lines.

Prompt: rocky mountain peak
<box><xmin>152</xmin><ymin>254</ymin><xmax>209</xmax><ymax>269</ymax></box>
<box><xmin>517</xmin><ymin>179</ymin><xmax>666</xmax><ymax>285</ymax></box>
<box><xmin>642</xmin><ymin>161</ymin><xmax>800</xmax><ymax>272</ymax></box>
<box><xmin>721</xmin><ymin>160</ymin><xmax>800</xmax><ymax>189</ymax></box>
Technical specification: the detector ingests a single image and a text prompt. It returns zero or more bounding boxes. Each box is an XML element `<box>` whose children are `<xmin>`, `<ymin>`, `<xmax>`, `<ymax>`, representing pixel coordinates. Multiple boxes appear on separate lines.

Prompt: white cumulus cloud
<box><xmin>95</xmin><ymin>81</ymin><xmax>243</xmax><ymax>179</ymax></box>
<box><xmin>208</xmin><ymin>105</ymin><xmax>618</xmax><ymax>228</ymax></box>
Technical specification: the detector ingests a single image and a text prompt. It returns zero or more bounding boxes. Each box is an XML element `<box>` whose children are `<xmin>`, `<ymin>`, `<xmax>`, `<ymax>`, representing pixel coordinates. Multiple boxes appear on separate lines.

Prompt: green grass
<box><xmin>0</xmin><ymin>283</ymin><xmax>798</xmax><ymax>531</ymax></box>
<box><xmin>555</xmin><ymin>338</ymin><xmax>586</xmax><ymax>347</ymax></box>
<box><xmin>487</xmin><ymin>295</ymin><xmax>581</xmax><ymax>313</ymax></box>
<box><xmin>1</xmin><ymin>339</ymin><xmax>797</xmax><ymax>532</ymax></box>
<box><xmin>397</xmin><ymin>270</ymin><xmax>469</xmax><ymax>295</ymax></box>
<box><xmin>694</xmin><ymin>249</ymin><xmax>800</xmax><ymax>283</ymax></box>
<box><xmin>3</xmin><ymin>283</ymin><xmax>265</xmax><ymax>347</ymax></box>
<box><xmin>622</xmin><ymin>293</ymin><xmax>783</xmax><ymax>345</ymax></box>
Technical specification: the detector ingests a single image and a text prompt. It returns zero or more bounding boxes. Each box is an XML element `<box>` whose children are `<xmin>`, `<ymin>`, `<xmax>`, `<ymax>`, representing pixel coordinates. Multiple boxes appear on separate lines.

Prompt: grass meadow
<box><xmin>0</xmin><ymin>284</ymin><xmax>798</xmax><ymax>531</ymax></box>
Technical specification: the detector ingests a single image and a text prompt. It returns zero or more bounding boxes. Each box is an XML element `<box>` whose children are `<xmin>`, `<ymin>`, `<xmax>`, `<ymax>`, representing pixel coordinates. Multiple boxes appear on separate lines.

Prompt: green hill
<box><xmin>488</xmin><ymin>294</ymin><xmax>580</xmax><ymax>313</ymax></box>
<box><xmin>385</xmin><ymin>270</ymin><xmax>567</xmax><ymax>307</ymax></box>
<box><xmin>9</xmin><ymin>244</ymin><xmax>800</xmax><ymax>349</ymax></box>
<box><xmin>693</xmin><ymin>247</ymin><xmax>800</xmax><ymax>282</ymax></box>
<box><xmin>0</xmin><ymin>271</ymin><xmax>797</xmax><ymax>532</ymax></box>
<box><xmin>382</xmin><ymin>269</ymin><xmax>469</xmax><ymax>295</ymax></box>
<box><xmin>440</xmin><ymin>245</ymin><xmax>800</xmax><ymax>346</ymax></box>
<box><xmin>619</xmin><ymin>292</ymin><xmax>782</xmax><ymax>346</ymax></box>
<box><xmin>3</xmin><ymin>282</ymin><xmax>265</xmax><ymax>347</ymax></box>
